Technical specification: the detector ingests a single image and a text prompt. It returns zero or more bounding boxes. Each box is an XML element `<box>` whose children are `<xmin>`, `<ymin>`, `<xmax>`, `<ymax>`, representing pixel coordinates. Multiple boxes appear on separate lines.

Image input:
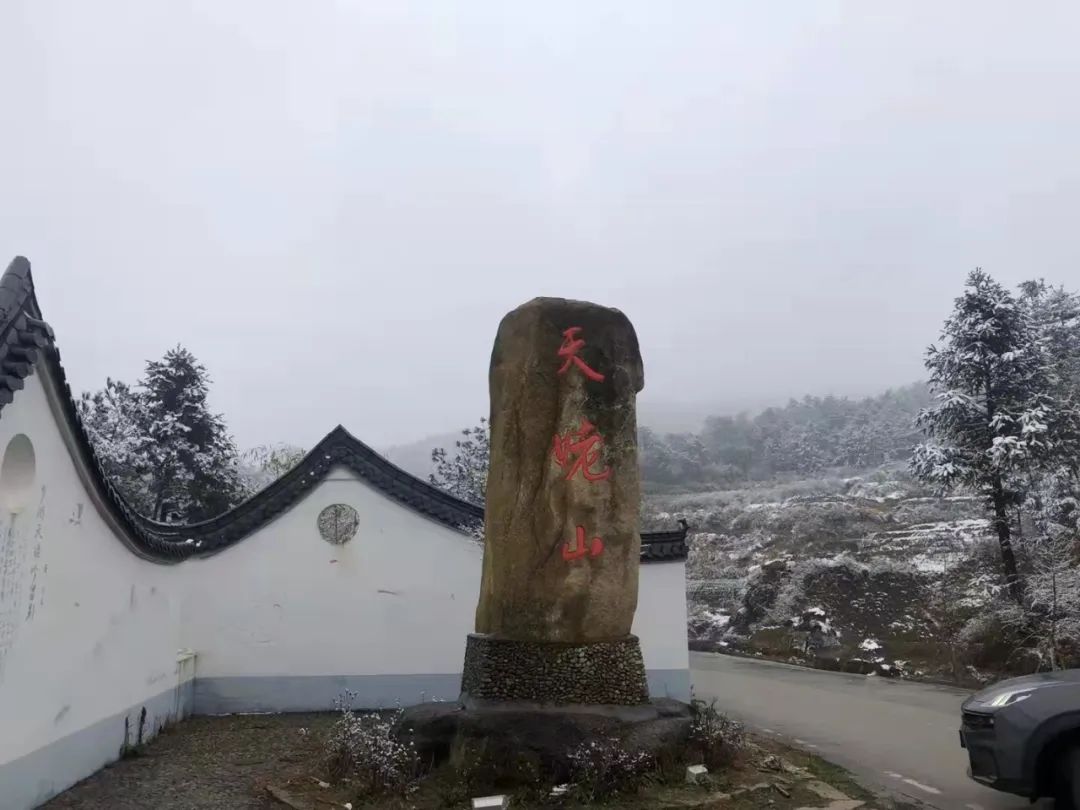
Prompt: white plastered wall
<box><xmin>180</xmin><ymin>466</ymin><xmax>483</xmax><ymax>681</ymax></box>
<box><xmin>633</xmin><ymin>558</ymin><xmax>690</xmax><ymax>686</ymax></box>
<box><xmin>182</xmin><ymin>467</ymin><xmax>686</xmax><ymax>702</ymax></box>
<box><xmin>0</xmin><ymin>370</ymin><xmax>190</xmax><ymax>808</ymax></box>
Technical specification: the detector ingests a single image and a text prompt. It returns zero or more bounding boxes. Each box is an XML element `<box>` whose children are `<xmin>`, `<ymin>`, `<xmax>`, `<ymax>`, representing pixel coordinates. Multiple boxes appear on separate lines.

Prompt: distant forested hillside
<box><xmin>639</xmin><ymin>382</ymin><xmax>930</xmax><ymax>486</ymax></box>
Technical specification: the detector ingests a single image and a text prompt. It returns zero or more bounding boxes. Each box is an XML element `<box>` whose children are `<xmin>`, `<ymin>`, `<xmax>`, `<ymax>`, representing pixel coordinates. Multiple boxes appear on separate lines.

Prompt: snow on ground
<box><xmin>672</xmin><ymin>474</ymin><xmax>999</xmax><ymax>680</ymax></box>
<box><xmin>705</xmin><ymin>611</ymin><xmax>731</xmax><ymax>628</ymax></box>
<box><xmin>857</xmin><ymin>518</ymin><xmax>992</xmax><ymax>573</ymax></box>
<box><xmin>911</xmin><ymin>554</ymin><xmax>947</xmax><ymax>574</ymax></box>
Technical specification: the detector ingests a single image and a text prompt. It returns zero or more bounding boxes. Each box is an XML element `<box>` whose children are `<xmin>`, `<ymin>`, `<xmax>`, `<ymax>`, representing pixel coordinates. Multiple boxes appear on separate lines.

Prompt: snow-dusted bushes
<box><xmin>728</xmin><ymin>499</ymin><xmax>886</xmax><ymax>548</ymax></box>
<box><xmin>687</xmin><ymin>602</ymin><xmax>733</xmax><ymax>644</ymax></box>
<box><xmin>686</xmin><ymin>532</ymin><xmax>750</xmax><ymax>582</ymax></box>
<box><xmin>891</xmin><ymin>496</ymin><xmax>982</xmax><ymax>527</ymax></box>
<box><xmin>567</xmin><ymin>738</ymin><xmax>654</xmax><ymax>801</ymax></box>
<box><xmin>688</xmin><ymin>698</ymin><xmax>746</xmax><ymax>770</ymax></box>
<box><xmin>323</xmin><ymin>697</ymin><xmax>419</xmax><ymax>796</ymax></box>
<box><xmin>957</xmin><ymin>533</ymin><xmax>1080</xmax><ymax>673</ymax></box>
<box><xmin>765</xmin><ymin>555</ymin><xmax>913</xmax><ymax>628</ymax></box>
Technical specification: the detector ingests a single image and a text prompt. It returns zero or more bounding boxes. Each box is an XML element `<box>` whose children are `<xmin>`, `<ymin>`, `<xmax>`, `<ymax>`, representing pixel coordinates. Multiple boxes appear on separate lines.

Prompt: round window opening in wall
<box><xmin>0</xmin><ymin>434</ymin><xmax>36</xmax><ymax>514</ymax></box>
<box><xmin>317</xmin><ymin>504</ymin><xmax>360</xmax><ymax>545</ymax></box>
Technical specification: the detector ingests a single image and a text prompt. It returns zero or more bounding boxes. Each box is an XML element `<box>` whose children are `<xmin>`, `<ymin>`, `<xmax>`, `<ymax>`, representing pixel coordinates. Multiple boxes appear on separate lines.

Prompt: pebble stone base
<box><xmin>460</xmin><ymin>633</ymin><xmax>650</xmax><ymax>705</ymax></box>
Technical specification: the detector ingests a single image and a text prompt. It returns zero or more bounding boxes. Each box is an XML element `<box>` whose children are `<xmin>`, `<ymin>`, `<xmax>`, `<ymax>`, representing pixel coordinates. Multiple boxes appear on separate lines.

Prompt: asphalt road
<box><xmin>691</xmin><ymin>652</ymin><xmax>1051</xmax><ymax>810</ymax></box>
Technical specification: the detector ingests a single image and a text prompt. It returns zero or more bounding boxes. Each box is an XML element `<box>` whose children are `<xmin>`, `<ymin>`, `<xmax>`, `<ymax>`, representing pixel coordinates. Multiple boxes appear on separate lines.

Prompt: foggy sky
<box><xmin>2</xmin><ymin>2</ymin><xmax>1079</xmax><ymax>450</ymax></box>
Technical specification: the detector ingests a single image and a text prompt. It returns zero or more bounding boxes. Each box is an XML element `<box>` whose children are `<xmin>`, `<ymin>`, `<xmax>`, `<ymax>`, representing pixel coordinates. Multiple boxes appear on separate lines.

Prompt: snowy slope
<box><xmin>647</xmin><ymin>470</ymin><xmax>1000</xmax><ymax>682</ymax></box>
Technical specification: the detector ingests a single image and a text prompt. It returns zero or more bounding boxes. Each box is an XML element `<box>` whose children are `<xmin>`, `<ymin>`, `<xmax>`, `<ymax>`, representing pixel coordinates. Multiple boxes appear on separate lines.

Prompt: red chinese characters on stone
<box><xmin>554</xmin><ymin>326</ymin><xmax>610</xmax><ymax>565</ymax></box>
<box><xmin>552</xmin><ymin>418</ymin><xmax>612</xmax><ymax>483</ymax></box>
<box><xmin>557</xmin><ymin>327</ymin><xmax>605</xmax><ymax>382</ymax></box>
<box><xmin>562</xmin><ymin>525</ymin><xmax>604</xmax><ymax>562</ymax></box>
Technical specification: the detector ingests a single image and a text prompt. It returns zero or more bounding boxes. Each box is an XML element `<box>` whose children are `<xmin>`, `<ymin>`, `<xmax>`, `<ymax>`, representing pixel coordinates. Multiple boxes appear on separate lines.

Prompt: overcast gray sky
<box><xmin>2</xmin><ymin>2</ymin><xmax>1079</xmax><ymax>449</ymax></box>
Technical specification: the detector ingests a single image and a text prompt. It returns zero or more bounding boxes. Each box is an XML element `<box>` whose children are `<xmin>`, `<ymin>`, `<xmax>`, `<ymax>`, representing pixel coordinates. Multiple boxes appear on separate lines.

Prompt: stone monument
<box><xmin>397</xmin><ymin>297</ymin><xmax>689</xmax><ymax>771</ymax></box>
<box><xmin>463</xmin><ymin>297</ymin><xmax>649</xmax><ymax>705</ymax></box>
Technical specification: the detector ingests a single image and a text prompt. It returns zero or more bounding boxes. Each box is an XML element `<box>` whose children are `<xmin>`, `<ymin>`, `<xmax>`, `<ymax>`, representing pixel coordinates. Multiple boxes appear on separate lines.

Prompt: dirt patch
<box><xmin>42</xmin><ymin>714</ymin><xmax>337</xmax><ymax>810</ymax></box>
<box><xmin>45</xmin><ymin>713</ymin><xmax>915</xmax><ymax>809</ymax></box>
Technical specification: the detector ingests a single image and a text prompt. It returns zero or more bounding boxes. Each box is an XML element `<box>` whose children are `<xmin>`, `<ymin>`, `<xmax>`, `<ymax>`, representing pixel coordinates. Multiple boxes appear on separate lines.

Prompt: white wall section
<box><xmin>0</xmin><ymin>371</ymin><xmax>191</xmax><ymax>809</ymax></box>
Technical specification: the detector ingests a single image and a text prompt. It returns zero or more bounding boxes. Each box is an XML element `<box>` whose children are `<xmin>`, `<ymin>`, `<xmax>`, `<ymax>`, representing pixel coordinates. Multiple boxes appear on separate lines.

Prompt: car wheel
<box><xmin>1056</xmin><ymin>746</ymin><xmax>1080</xmax><ymax>809</ymax></box>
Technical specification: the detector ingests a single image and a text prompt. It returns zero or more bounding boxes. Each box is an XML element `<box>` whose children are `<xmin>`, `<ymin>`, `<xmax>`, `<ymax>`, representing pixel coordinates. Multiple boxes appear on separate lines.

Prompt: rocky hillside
<box><xmin>644</xmin><ymin>468</ymin><xmax>1006</xmax><ymax>684</ymax></box>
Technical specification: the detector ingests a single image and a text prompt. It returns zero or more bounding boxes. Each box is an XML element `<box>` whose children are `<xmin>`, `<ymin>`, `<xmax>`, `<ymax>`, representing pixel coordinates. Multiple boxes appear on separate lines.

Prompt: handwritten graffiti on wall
<box><xmin>26</xmin><ymin>491</ymin><xmax>47</xmax><ymax>621</ymax></box>
<box><xmin>0</xmin><ymin>516</ymin><xmax>25</xmax><ymax>681</ymax></box>
<box><xmin>0</xmin><ymin>486</ymin><xmax>47</xmax><ymax>682</ymax></box>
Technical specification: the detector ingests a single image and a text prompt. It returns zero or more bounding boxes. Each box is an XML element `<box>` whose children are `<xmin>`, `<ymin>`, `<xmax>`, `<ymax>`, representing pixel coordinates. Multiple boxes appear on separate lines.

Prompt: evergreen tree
<box><xmin>80</xmin><ymin>346</ymin><xmax>245</xmax><ymax>523</ymax></box>
<box><xmin>429</xmin><ymin>418</ymin><xmax>489</xmax><ymax>505</ymax></box>
<box><xmin>140</xmin><ymin>347</ymin><xmax>244</xmax><ymax>521</ymax></box>
<box><xmin>1021</xmin><ymin>280</ymin><xmax>1080</xmax><ymax>410</ymax></box>
<box><xmin>911</xmin><ymin>269</ymin><xmax>1078</xmax><ymax>602</ymax></box>
<box><xmin>78</xmin><ymin>378</ymin><xmax>155</xmax><ymax>515</ymax></box>
<box><xmin>238</xmin><ymin>443</ymin><xmax>307</xmax><ymax>494</ymax></box>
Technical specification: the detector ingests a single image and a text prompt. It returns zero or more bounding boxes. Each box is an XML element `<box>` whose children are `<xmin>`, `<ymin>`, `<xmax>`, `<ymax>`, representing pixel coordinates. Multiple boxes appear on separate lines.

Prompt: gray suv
<box><xmin>961</xmin><ymin>669</ymin><xmax>1080</xmax><ymax>806</ymax></box>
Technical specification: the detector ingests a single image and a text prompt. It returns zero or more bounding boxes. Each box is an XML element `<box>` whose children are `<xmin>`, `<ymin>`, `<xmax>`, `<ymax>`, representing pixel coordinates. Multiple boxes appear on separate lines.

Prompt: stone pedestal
<box><xmin>395</xmin><ymin>698</ymin><xmax>692</xmax><ymax>779</ymax></box>
<box><xmin>460</xmin><ymin>633</ymin><xmax>649</xmax><ymax>705</ymax></box>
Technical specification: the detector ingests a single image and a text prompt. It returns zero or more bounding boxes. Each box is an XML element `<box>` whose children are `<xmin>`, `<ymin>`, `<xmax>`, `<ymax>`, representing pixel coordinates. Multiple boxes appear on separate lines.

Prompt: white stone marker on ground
<box><xmin>471</xmin><ymin>796</ymin><xmax>509</xmax><ymax>809</ymax></box>
<box><xmin>686</xmin><ymin>764</ymin><xmax>709</xmax><ymax>784</ymax></box>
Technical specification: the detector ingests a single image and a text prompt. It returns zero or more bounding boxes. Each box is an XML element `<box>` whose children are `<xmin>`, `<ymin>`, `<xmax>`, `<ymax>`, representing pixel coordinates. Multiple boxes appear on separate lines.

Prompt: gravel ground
<box><xmin>43</xmin><ymin>713</ymin><xmax>338</xmax><ymax>810</ymax></box>
<box><xmin>43</xmin><ymin>710</ymin><xmax>912</xmax><ymax>810</ymax></box>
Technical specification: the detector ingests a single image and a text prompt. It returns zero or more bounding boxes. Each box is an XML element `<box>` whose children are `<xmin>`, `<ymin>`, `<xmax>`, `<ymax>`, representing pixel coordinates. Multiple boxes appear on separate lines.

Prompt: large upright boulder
<box><xmin>462</xmin><ymin>297</ymin><xmax>650</xmax><ymax>706</ymax></box>
<box><xmin>476</xmin><ymin>297</ymin><xmax>644</xmax><ymax>643</ymax></box>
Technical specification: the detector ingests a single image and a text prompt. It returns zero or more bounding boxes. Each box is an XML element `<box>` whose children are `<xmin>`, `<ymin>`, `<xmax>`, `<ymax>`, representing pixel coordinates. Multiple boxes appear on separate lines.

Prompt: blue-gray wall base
<box><xmin>0</xmin><ymin>682</ymin><xmax>192</xmax><ymax>810</ymax></box>
<box><xmin>194</xmin><ymin>673</ymin><xmax>464</xmax><ymax>714</ymax></box>
<box><xmin>194</xmin><ymin>669</ymin><xmax>691</xmax><ymax>714</ymax></box>
<box><xmin>646</xmin><ymin>668</ymin><xmax>692</xmax><ymax>703</ymax></box>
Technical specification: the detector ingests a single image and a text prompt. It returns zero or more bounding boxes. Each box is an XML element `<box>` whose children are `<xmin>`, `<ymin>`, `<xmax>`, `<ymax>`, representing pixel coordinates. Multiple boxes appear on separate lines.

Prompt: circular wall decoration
<box><xmin>317</xmin><ymin>504</ymin><xmax>360</xmax><ymax>545</ymax></box>
<box><xmin>0</xmin><ymin>434</ymin><xmax>36</xmax><ymax>514</ymax></box>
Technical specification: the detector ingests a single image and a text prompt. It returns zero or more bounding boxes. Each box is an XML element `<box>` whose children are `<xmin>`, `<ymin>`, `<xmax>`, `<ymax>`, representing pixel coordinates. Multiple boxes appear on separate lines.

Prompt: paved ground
<box><xmin>692</xmin><ymin>652</ymin><xmax>1051</xmax><ymax>810</ymax></box>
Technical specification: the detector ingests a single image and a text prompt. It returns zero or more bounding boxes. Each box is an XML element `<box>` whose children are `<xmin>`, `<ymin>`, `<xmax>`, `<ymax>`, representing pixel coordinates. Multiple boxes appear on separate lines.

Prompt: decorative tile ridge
<box><xmin>639</xmin><ymin>518</ymin><xmax>689</xmax><ymax>562</ymax></box>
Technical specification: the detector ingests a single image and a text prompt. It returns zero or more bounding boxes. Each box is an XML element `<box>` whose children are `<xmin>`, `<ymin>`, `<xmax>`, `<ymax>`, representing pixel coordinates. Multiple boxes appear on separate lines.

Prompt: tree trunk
<box><xmin>991</xmin><ymin>475</ymin><xmax>1024</xmax><ymax>603</ymax></box>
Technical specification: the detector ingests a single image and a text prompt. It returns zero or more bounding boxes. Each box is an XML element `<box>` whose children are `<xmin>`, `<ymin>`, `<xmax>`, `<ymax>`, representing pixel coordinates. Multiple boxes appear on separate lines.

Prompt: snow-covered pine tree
<box><xmin>1022</xmin><ymin>467</ymin><xmax>1080</xmax><ymax>668</ymax></box>
<box><xmin>911</xmin><ymin>269</ymin><xmax>1077</xmax><ymax>603</ymax></box>
<box><xmin>429</xmin><ymin>418</ymin><xmax>489</xmax><ymax>505</ymax></box>
<box><xmin>78</xmin><ymin>378</ymin><xmax>156</xmax><ymax>515</ymax></box>
<box><xmin>139</xmin><ymin>346</ymin><xmax>244</xmax><ymax>522</ymax></box>
<box><xmin>1021</xmin><ymin>280</ymin><xmax>1080</xmax><ymax>420</ymax></box>
<box><xmin>237</xmin><ymin>443</ymin><xmax>307</xmax><ymax>495</ymax></box>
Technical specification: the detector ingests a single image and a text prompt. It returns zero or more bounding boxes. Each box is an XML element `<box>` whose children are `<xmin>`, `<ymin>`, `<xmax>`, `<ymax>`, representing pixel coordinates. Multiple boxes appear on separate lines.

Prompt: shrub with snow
<box><xmin>688</xmin><ymin>698</ymin><xmax>747</xmax><ymax>770</ymax></box>
<box><xmin>323</xmin><ymin>694</ymin><xmax>419</xmax><ymax>796</ymax></box>
<box><xmin>567</xmin><ymin>737</ymin><xmax>654</xmax><ymax>801</ymax></box>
